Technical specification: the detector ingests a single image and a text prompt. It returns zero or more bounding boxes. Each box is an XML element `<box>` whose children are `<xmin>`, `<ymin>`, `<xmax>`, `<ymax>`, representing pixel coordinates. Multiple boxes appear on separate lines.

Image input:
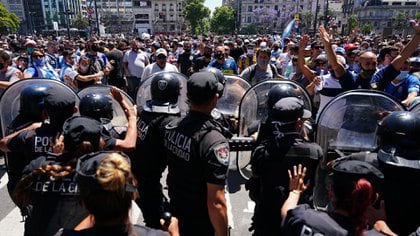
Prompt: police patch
<box><xmin>158</xmin><ymin>80</ymin><xmax>168</xmax><ymax>90</ymax></box>
<box><xmin>214</xmin><ymin>143</ymin><xmax>230</xmax><ymax>166</ymax></box>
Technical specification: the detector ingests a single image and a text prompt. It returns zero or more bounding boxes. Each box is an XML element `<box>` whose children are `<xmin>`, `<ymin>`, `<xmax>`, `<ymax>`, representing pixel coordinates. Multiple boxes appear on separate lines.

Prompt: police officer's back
<box><xmin>131</xmin><ymin>72</ymin><xmax>182</xmax><ymax>229</ymax></box>
<box><xmin>13</xmin><ymin>116</ymin><xmax>104</xmax><ymax>236</ymax></box>
<box><xmin>163</xmin><ymin>71</ymin><xmax>230</xmax><ymax>236</ymax></box>
<box><xmin>0</xmin><ymin>85</ymin><xmax>77</xmax><ymax>163</ymax></box>
<box><xmin>376</xmin><ymin>111</ymin><xmax>420</xmax><ymax>235</ymax></box>
<box><xmin>4</xmin><ymin>84</ymin><xmax>49</xmax><ymax>197</ymax></box>
<box><xmin>249</xmin><ymin>97</ymin><xmax>322</xmax><ymax>236</ymax></box>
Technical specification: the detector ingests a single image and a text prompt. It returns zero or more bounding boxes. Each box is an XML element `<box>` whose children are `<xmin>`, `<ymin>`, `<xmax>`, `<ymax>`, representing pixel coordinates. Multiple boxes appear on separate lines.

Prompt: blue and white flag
<box><xmin>282</xmin><ymin>19</ymin><xmax>295</xmax><ymax>49</ymax></box>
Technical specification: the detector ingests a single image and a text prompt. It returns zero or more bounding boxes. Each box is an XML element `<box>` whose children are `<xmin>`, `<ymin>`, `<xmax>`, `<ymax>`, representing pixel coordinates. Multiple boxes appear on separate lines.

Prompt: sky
<box><xmin>204</xmin><ymin>0</ymin><xmax>223</xmax><ymax>15</ymax></box>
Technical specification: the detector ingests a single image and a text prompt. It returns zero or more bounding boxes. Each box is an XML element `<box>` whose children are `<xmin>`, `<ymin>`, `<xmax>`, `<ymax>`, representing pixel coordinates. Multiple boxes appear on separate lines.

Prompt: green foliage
<box><xmin>416</xmin><ymin>12</ymin><xmax>420</xmax><ymax>20</ymax></box>
<box><xmin>184</xmin><ymin>0</ymin><xmax>210</xmax><ymax>35</ymax></box>
<box><xmin>210</xmin><ymin>5</ymin><xmax>235</xmax><ymax>34</ymax></box>
<box><xmin>346</xmin><ymin>14</ymin><xmax>358</xmax><ymax>34</ymax></box>
<box><xmin>197</xmin><ymin>18</ymin><xmax>210</xmax><ymax>34</ymax></box>
<box><xmin>240</xmin><ymin>23</ymin><xmax>258</xmax><ymax>35</ymax></box>
<box><xmin>72</xmin><ymin>13</ymin><xmax>89</xmax><ymax>30</ymax></box>
<box><xmin>0</xmin><ymin>3</ymin><xmax>20</xmax><ymax>32</ymax></box>
<box><xmin>361</xmin><ymin>23</ymin><xmax>373</xmax><ymax>35</ymax></box>
<box><xmin>393</xmin><ymin>11</ymin><xmax>407</xmax><ymax>28</ymax></box>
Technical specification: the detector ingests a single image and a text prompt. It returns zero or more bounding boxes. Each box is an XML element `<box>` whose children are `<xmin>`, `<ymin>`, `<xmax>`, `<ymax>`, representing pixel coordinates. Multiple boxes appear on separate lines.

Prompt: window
<box><xmin>248</xmin><ymin>6</ymin><xmax>252</xmax><ymax>11</ymax></box>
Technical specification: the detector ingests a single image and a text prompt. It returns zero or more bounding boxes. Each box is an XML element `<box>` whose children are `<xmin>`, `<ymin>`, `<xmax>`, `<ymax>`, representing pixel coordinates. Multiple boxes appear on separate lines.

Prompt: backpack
<box><xmin>249</xmin><ymin>64</ymin><xmax>278</xmax><ymax>81</ymax></box>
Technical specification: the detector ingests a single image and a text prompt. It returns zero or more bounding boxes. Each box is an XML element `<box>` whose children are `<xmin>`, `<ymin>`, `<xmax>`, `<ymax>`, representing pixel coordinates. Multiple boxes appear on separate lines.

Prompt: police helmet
<box><xmin>267</xmin><ymin>84</ymin><xmax>298</xmax><ymax>109</ymax></box>
<box><xmin>19</xmin><ymin>84</ymin><xmax>50</xmax><ymax>120</ymax></box>
<box><xmin>204</xmin><ymin>67</ymin><xmax>226</xmax><ymax>98</ymax></box>
<box><xmin>150</xmin><ymin>72</ymin><xmax>181</xmax><ymax>105</ymax></box>
<box><xmin>376</xmin><ymin>111</ymin><xmax>420</xmax><ymax>148</ymax></box>
<box><xmin>79</xmin><ymin>93</ymin><xmax>113</xmax><ymax>121</ymax></box>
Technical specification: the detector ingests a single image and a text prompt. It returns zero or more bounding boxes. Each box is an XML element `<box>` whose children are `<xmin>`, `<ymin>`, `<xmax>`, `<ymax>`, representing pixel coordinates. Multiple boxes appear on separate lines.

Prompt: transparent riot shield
<box><xmin>0</xmin><ymin>79</ymin><xmax>79</xmax><ymax>170</ymax></box>
<box><xmin>314</xmin><ymin>89</ymin><xmax>406</xmax><ymax>210</ymax></box>
<box><xmin>78</xmin><ymin>85</ymin><xmax>134</xmax><ymax>129</ymax></box>
<box><xmin>236</xmin><ymin>79</ymin><xmax>312</xmax><ymax>180</ymax></box>
<box><xmin>213</xmin><ymin>75</ymin><xmax>251</xmax><ymax>135</ymax></box>
<box><xmin>0</xmin><ymin>79</ymin><xmax>80</xmax><ymax>137</ymax></box>
<box><xmin>409</xmin><ymin>99</ymin><xmax>420</xmax><ymax>114</ymax></box>
<box><xmin>136</xmin><ymin>72</ymin><xmax>188</xmax><ymax>115</ymax></box>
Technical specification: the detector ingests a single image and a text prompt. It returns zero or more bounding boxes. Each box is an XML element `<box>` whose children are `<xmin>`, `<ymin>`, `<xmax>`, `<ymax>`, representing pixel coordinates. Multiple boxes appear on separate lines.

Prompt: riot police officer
<box><xmin>13</xmin><ymin>116</ymin><xmax>105</xmax><ymax>236</ymax></box>
<box><xmin>249</xmin><ymin>96</ymin><xmax>322</xmax><ymax>236</ymax></box>
<box><xmin>163</xmin><ymin>71</ymin><xmax>229</xmax><ymax>236</ymax></box>
<box><xmin>131</xmin><ymin>72</ymin><xmax>182</xmax><ymax>229</ymax></box>
<box><xmin>376</xmin><ymin>111</ymin><xmax>420</xmax><ymax>235</ymax></box>
<box><xmin>78</xmin><ymin>87</ymin><xmax>137</xmax><ymax>152</ymax></box>
<box><xmin>4</xmin><ymin>84</ymin><xmax>49</xmax><ymax>200</ymax></box>
<box><xmin>0</xmin><ymin>84</ymin><xmax>77</xmax><ymax>161</ymax></box>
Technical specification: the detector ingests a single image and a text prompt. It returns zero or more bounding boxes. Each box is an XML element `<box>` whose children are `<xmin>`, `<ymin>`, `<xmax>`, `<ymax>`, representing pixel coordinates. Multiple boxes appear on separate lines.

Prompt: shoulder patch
<box><xmin>213</xmin><ymin>143</ymin><xmax>230</xmax><ymax>166</ymax></box>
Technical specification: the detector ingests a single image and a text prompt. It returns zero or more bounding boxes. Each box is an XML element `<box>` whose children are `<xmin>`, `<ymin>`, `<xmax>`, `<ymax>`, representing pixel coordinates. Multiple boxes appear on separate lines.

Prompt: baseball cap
<box><xmin>44</xmin><ymin>86</ymin><xmax>76</xmax><ymax>116</ymax></box>
<box><xmin>409</xmin><ymin>57</ymin><xmax>420</xmax><ymax>64</ymax></box>
<box><xmin>25</xmin><ymin>40</ymin><xmax>37</xmax><ymax>47</ymax></box>
<box><xmin>332</xmin><ymin>158</ymin><xmax>384</xmax><ymax>189</ymax></box>
<box><xmin>335</xmin><ymin>47</ymin><xmax>345</xmax><ymax>55</ymax></box>
<box><xmin>269</xmin><ymin>97</ymin><xmax>311</xmax><ymax>122</ymax></box>
<box><xmin>75</xmin><ymin>151</ymin><xmax>136</xmax><ymax>192</ymax></box>
<box><xmin>62</xmin><ymin>116</ymin><xmax>102</xmax><ymax>150</ymax></box>
<box><xmin>344</xmin><ymin>43</ymin><xmax>358</xmax><ymax>51</ymax></box>
<box><xmin>156</xmin><ymin>48</ymin><xmax>168</xmax><ymax>57</ymax></box>
<box><xmin>187</xmin><ymin>71</ymin><xmax>224</xmax><ymax>103</ymax></box>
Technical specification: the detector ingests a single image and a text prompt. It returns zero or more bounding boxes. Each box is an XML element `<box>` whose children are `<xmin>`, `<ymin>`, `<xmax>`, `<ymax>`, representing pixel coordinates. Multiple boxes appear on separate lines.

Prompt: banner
<box><xmin>282</xmin><ymin>18</ymin><xmax>295</xmax><ymax>48</ymax></box>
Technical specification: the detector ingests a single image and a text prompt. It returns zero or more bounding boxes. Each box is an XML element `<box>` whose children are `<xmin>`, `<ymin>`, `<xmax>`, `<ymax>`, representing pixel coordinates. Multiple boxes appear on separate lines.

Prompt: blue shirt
<box><xmin>384</xmin><ymin>74</ymin><xmax>420</xmax><ymax>101</ymax></box>
<box><xmin>208</xmin><ymin>58</ymin><xmax>238</xmax><ymax>75</ymax></box>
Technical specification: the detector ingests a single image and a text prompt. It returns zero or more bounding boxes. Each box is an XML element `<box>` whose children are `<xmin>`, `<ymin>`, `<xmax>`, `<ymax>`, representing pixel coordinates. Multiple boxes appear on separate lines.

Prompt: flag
<box><xmin>282</xmin><ymin>19</ymin><xmax>295</xmax><ymax>49</ymax></box>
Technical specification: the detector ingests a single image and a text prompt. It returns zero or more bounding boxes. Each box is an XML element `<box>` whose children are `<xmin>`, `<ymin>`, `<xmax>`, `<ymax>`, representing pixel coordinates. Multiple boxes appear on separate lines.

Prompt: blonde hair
<box><xmin>79</xmin><ymin>152</ymin><xmax>138</xmax><ymax>225</ymax></box>
<box><xmin>96</xmin><ymin>152</ymin><xmax>133</xmax><ymax>193</ymax></box>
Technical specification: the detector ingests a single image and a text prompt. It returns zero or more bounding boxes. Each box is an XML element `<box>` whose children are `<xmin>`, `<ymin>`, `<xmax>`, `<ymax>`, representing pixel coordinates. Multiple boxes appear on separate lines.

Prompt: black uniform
<box><xmin>131</xmin><ymin>110</ymin><xmax>179</xmax><ymax>229</ymax></box>
<box><xmin>20</xmin><ymin>153</ymin><xmax>88</xmax><ymax>236</ymax></box>
<box><xmin>249</xmin><ymin>132</ymin><xmax>322</xmax><ymax>236</ymax></box>
<box><xmin>57</xmin><ymin>224</ymin><xmax>170</xmax><ymax>236</ymax></box>
<box><xmin>163</xmin><ymin>111</ymin><xmax>230</xmax><ymax>236</ymax></box>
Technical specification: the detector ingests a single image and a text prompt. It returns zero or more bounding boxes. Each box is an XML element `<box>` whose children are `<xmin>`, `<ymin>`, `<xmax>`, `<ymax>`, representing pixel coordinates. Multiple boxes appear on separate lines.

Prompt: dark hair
<box><xmin>0</xmin><ymin>50</ymin><xmax>11</xmax><ymax>61</ymax></box>
<box><xmin>256</xmin><ymin>47</ymin><xmax>271</xmax><ymax>58</ymax></box>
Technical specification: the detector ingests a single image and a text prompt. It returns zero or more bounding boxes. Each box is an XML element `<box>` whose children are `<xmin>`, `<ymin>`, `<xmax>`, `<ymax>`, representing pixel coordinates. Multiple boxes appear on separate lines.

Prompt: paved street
<box><xmin>0</xmin><ymin>155</ymin><xmax>254</xmax><ymax>236</ymax></box>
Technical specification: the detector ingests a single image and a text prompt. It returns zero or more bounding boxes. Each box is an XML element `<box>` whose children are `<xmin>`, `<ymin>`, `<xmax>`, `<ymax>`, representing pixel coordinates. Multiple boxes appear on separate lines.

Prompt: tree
<box><xmin>184</xmin><ymin>0</ymin><xmax>210</xmax><ymax>35</ymax></box>
<box><xmin>72</xmin><ymin>13</ymin><xmax>89</xmax><ymax>30</ymax></box>
<box><xmin>346</xmin><ymin>14</ymin><xmax>358</xmax><ymax>35</ymax></box>
<box><xmin>361</xmin><ymin>23</ymin><xmax>373</xmax><ymax>35</ymax></box>
<box><xmin>416</xmin><ymin>12</ymin><xmax>420</xmax><ymax>20</ymax></box>
<box><xmin>393</xmin><ymin>11</ymin><xmax>407</xmax><ymax>29</ymax></box>
<box><xmin>0</xmin><ymin>3</ymin><xmax>20</xmax><ymax>32</ymax></box>
<box><xmin>210</xmin><ymin>5</ymin><xmax>235</xmax><ymax>34</ymax></box>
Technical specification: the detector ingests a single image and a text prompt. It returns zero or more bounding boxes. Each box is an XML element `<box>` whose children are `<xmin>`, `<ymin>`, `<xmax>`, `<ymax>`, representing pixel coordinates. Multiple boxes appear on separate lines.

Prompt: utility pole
<box><xmin>94</xmin><ymin>0</ymin><xmax>100</xmax><ymax>36</ymax></box>
<box><xmin>62</xmin><ymin>0</ymin><xmax>74</xmax><ymax>38</ymax></box>
<box><xmin>324</xmin><ymin>0</ymin><xmax>329</xmax><ymax>26</ymax></box>
<box><xmin>313</xmin><ymin>0</ymin><xmax>320</xmax><ymax>35</ymax></box>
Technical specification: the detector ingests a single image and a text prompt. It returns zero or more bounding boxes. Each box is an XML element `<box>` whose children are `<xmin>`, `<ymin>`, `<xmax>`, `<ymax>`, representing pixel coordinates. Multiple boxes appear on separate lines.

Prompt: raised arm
<box><xmin>298</xmin><ymin>35</ymin><xmax>316</xmax><ymax>83</ymax></box>
<box><xmin>391</xmin><ymin>25</ymin><xmax>420</xmax><ymax>70</ymax></box>
<box><xmin>319</xmin><ymin>25</ymin><xmax>346</xmax><ymax>78</ymax></box>
<box><xmin>281</xmin><ymin>164</ymin><xmax>308</xmax><ymax>218</ymax></box>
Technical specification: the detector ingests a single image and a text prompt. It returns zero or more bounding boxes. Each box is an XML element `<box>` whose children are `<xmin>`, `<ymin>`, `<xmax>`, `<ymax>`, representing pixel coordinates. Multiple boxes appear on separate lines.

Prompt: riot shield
<box><xmin>0</xmin><ymin>79</ymin><xmax>79</xmax><ymax>171</ymax></box>
<box><xmin>314</xmin><ymin>89</ymin><xmax>406</xmax><ymax>210</ymax></box>
<box><xmin>136</xmin><ymin>72</ymin><xmax>188</xmax><ymax>115</ymax></box>
<box><xmin>77</xmin><ymin>85</ymin><xmax>134</xmax><ymax>129</ymax></box>
<box><xmin>212</xmin><ymin>75</ymin><xmax>251</xmax><ymax>135</ymax></box>
<box><xmin>409</xmin><ymin>99</ymin><xmax>420</xmax><ymax>114</ymax></box>
<box><xmin>0</xmin><ymin>79</ymin><xmax>79</xmax><ymax>137</ymax></box>
<box><xmin>236</xmin><ymin>79</ymin><xmax>312</xmax><ymax>180</ymax></box>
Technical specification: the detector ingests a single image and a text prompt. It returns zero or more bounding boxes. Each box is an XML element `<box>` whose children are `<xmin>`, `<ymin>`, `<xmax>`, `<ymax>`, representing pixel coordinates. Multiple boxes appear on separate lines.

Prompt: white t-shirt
<box><xmin>141</xmin><ymin>63</ymin><xmax>179</xmax><ymax>82</ymax></box>
<box><xmin>123</xmin><ymin>50</ymin><xmax>149</xmax><ymax>78</ymax></box>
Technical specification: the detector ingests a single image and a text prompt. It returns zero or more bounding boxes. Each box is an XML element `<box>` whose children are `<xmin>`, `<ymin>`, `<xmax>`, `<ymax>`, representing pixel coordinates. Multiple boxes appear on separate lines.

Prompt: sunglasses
<box><xmin>157</xmin><ymin>55</ymin><xmax>167</xmax><ymax>59</ymax></box>
<box><xmin>32</xmin><ymin>55</ymin><xmax>44</xmax><ymax>59</ymax></box>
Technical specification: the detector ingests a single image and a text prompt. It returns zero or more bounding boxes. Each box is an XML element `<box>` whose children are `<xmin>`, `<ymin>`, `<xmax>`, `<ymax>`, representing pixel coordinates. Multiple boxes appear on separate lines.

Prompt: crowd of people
<box><xmin>0</xmin><ymin>20</ymin><xmax>419</xmax><ymax>236</ymax></box>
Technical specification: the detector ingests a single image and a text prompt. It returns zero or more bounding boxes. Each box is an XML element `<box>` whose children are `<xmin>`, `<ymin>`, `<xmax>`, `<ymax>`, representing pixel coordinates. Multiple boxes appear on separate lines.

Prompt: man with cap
<box><xmin>141</xmin><ymin>48</ymin><xmax>178</xmax><ymax>82</ymax></box>
<box><xmin>249</xmin><ymin>97</ymin><xmax>322</xmax><ymax>236</ymax></box>
<box><xmin>163</xmin><ymin>71</ymin><xmax>229</xmax><ymax>236</ymax></box>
